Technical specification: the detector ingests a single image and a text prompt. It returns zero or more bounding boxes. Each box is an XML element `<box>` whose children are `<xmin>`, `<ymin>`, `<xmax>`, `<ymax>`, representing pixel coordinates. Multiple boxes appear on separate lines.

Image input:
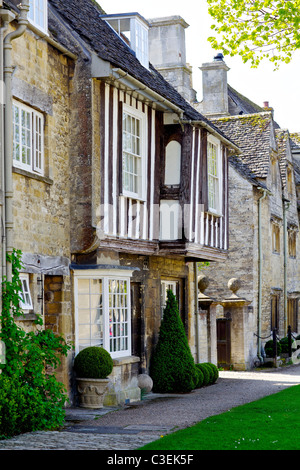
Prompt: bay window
<box><xmin>74</xmin><ymin>269</ymin><xmax>134</xmax><ymax>358</ymax></box>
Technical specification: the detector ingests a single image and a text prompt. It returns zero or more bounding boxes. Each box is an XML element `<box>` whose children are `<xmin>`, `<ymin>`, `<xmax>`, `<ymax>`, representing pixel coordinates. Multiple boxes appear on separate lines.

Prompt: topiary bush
<box><xmin>74</xmin><ymin>346</ymin><xmax>113</xmax><ymax>379</ymax></box>
<box><xmin>279</xmin><ymin>336</ymin><xmax>295</xmax><ymax>353</ymax></box>
<box><xmin>264</xmin><ymin>340</ymin><xmax>282</xmax><ymax>358</ymax></box>
<box><xmin>149</xmin><ymin>290</ymin><xmax>197</xmax><ymax>393</ymax></box>
<box><xmin>203</xmin><ymin>362</ymin><xmax>219</xmax><ymax>383</ymax></box>
<box><xmin>194</xmin><ymin>365</ymin><xmax>204</xmax><ymax>388</ymax></box>
<box><xmin>196</xmin><ymin>363</ymin><xmax>211</xmax><ymax>386</ymax></box>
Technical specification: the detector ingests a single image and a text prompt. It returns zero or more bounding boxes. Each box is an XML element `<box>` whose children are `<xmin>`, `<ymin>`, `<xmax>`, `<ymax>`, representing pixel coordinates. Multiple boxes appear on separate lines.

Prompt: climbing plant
<box><xmin>0</xmin><ymin>249</ymin><xmax>70</xmax><ymax>439</ymax></box>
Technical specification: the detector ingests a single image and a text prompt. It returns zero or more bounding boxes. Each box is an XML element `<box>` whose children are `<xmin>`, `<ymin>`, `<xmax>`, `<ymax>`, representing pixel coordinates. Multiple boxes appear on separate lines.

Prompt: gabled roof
<box><xmin>228</xmin><ymin>85</ymin><xmax>264</xmax><ymax>116</ymax></box>
<box><xmin>211</xmin><ymin>112</ymin><xmax>275</xmax><ymax>179</ymax></box>
<box><xmin>47</xmin><ymin>0</ymin><xmax>215</xmax><ymax>124</ymax></box>
<box><xmin>290</xmin><ymin>133</ymin><xmax>300</xmax><ymax>153</ymax></box>
<box><xmin>275</xmin><ymin>129</ymin><xmax>291</xmax><ymax>189</ymax></box>
<box><xmin>228</xmin><ymin>154</ymin><xmax>268</xmax><ymax>190</ymax></box>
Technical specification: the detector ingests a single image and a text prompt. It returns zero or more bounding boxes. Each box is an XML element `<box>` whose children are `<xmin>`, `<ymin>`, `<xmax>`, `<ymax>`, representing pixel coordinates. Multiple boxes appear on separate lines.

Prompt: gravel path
<box><xmin>0</xmin><ymin>365</ymin><xmax>300</xmax><ymax>450</ymax></box>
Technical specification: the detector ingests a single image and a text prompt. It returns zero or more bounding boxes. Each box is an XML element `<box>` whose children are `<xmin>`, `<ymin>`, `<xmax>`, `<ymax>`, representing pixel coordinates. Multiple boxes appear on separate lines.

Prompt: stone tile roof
<box><xmin>47</xmin><ymin>0</ymin><xmax>217</xmax><ymax>125</ymax></box>
<box><xmin>211</xmin><ymin>112</ymin><xmax>274</xmax><ymax>179</ymax></box>
<box><xmin>228</xmin><ymin>155</ymin><xmax>268</xmax><ymax>190</ymax></box>
<box><xmin>275</xmin><ymin>129</ymin><xmax>290</xmax><ymax>189</ymax></box>
<box><xmin>228</xmin><ymin>85</ymin><xmax>264</xmax><ymax>116</ymax></box>
<box><xmin>289</xmin><ymin>134</ymin><xmax>300</xmax><ymax>187</ymax></box>
<box><xmin>290</xmin><ymin>133</ymin><xmax>300</xmax><ymax>152</ymax></box>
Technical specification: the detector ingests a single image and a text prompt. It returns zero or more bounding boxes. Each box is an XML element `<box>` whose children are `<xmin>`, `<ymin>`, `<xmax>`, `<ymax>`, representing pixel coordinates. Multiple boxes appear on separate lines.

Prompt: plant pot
<box><xmin>76</xmin><ymin>377</ymin><xmax>110</xmax><ymax>409</ymax></box>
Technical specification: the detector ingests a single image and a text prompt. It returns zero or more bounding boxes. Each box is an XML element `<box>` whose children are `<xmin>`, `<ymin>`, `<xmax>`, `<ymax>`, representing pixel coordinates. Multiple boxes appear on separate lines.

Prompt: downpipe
<box><xmin>283</xmin><ymin>197</ymin><xmax>290</xmax><ymax>336</ymax></box>
<box><xmin>257</xmin><ymin>189</ymin><xmax>267</xmax><ymax>364</ymax></box>
<box><xmin>3</xmin><ymin>1</ymin><xmax>29</xmax><ymax>282</ymax></box>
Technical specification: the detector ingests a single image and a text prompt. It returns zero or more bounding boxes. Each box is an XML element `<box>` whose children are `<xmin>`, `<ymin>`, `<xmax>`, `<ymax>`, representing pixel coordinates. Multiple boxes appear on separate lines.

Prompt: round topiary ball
<box><xmin>74</xmin><ymin>347</ymin><xmax>113</xmax><ymax>379</ymax></box>
<box><xmin>196</xmin><ymin>363</ymin><xmax>210</xmax><ymax>386</ymax></box>
<box><xmin>203</xmin><ymin>362</ymin><xmax>219</xmax><ymax>383</ymax></box>
<box><xmin>194</xmin><ymin>365</ymin><xmax>204</xmax><ymax>388</ymax></box>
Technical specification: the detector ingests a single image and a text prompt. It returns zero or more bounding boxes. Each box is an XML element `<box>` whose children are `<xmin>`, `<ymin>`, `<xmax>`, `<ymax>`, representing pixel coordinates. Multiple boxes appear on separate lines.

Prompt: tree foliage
<box><xmin>207</xmin><ymin>0</ymin><xmax>300</xmax><ymax>67</ymax></box>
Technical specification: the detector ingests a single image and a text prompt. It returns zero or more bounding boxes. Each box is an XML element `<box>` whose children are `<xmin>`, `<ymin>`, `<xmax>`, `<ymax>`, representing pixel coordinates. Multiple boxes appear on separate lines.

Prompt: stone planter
<box><xmin>76</xmin><ymin>377</ymin><xmax>110</xmax><ymax>409</ymax></box>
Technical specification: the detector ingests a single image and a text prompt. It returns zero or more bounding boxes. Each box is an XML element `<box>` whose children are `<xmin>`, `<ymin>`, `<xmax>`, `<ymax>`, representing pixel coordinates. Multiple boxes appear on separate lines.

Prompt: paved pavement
<box><xmin>1</xmin><ymin>365</ymin><xmax>300</xmax><ymax>451</ymax></box>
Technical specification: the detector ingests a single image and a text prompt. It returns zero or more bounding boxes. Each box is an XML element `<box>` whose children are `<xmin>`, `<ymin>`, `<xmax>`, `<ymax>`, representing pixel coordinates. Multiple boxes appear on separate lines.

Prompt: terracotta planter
<box><xmin>76</xmin><ymin>377</ymin><xmax>110</xmax><ymax>409</ymax></box>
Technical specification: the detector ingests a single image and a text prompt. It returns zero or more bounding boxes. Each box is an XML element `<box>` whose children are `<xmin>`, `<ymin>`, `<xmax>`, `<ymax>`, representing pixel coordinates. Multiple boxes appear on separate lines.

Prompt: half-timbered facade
<box><xmin>1</xmin><ymin>0</ymin><xmax>237</xmax><ymax>404</ymax></box>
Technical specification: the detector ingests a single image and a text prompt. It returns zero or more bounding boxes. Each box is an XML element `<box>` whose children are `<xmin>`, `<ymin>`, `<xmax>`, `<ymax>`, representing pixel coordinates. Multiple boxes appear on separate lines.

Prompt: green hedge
<box><xmin>195</xmin><ymin>363</ymin><xmax>218</xmax><ymax>387</ymax></box>
<box><xmin>264</xmin><ymin>340</ymin><xmax>282</xmax><ymax>358</ymax></box>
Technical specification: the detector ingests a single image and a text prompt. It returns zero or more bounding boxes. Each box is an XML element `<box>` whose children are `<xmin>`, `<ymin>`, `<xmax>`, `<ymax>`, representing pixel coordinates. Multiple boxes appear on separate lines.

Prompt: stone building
<box><xmin>0</xmin><ymin>1</ymin><xmax>238</xmax><ymax>404</ymax></box>
<box><xmin>149</xmin><ymin>17</ymin><xmax>300</xmax><ymax>370</ymax></box>
<box><xmin>1</xmin><ymin>0</ymin><xmax>75</xmax><ymax>389</ymax></box>
<box><xmin>197</xmin><ymin>57</ymin><xmax>300</xmax><ymax>369</ymax></box>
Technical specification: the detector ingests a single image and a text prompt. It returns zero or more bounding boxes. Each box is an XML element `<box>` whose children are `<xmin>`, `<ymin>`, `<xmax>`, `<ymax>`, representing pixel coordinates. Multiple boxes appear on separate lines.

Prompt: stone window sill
<box><xmin>13</xmin><ymin>166</ymin><xmax>53</xmax><ymax>185</ymax></box>
<box><xmin>14</xmin><ymin>313</ymin><xmax>39</xmax><ymax>322</ymax></box>
<box><xmin>112</xmin><ymin>356</ymin><xmax>140</xmax><ymax>366</ymax></box>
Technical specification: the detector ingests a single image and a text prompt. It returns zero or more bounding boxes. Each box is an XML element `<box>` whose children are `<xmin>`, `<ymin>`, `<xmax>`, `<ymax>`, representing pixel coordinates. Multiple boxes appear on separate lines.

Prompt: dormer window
<box><xmin>28</xmin><ymin>0</ymin><xmax>48</xmax><ymax>33</ymax></box>
<box><xmin>101</xmin><ymin>13</ymin><xmax>150</xmax><ymax>68</ymax></box>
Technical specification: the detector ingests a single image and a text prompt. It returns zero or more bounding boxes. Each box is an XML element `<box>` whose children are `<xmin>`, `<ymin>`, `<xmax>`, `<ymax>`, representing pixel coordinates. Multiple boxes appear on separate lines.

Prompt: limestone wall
<box><xmin>12</xmin><ymin>28</ymin><xmax>71</xmax><ymax>259</ymax></box>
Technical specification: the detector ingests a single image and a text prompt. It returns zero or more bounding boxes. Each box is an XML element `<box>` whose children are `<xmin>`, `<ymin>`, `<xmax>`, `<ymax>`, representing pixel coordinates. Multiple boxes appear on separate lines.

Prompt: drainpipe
<box><xmin>0</xmin><ymin>9</ymin><xmax>15</xmax><ymax>278</ymax></box>
<box><xmin>283</xmin><ymin>197</ymin><xmax>290</xmax><ymax>336</ymax></box>
<box><xmin>194</xmin><ymin>262</ymin><xmax>200</xmax><ymax>362</ymax></box>
<box><xmin>0</xmin><ymin>9</ymin><xmax>15</xmax><ymax>309</ymax></box>
<box><xmin>257</xmin><ymin>188</ymin><xmax>267</xmax><ymax>363</ymax></box>
<box><xmin>3</xmin><ymin>1</ymin><xmax>29</xmax><ymax>282</ymax></box>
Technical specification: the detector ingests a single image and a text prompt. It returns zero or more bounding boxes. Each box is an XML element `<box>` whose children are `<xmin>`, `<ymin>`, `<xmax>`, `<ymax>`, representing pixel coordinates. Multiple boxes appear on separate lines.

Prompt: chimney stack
<box><xmin>148</xmin><ymin>16</ymin><xmax>197</xmax><ymax>102</ymax></box>
<box><xmin>198</xmin><ymin>54</ymin><xmax>230</xmax><ymax>117</ymax></box>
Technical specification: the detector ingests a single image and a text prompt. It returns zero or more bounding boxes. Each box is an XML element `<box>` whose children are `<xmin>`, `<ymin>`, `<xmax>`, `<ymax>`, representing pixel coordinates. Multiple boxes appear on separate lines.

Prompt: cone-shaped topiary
<box><xmin>149</xmin><ymin>290</ymin><xmax>197</xmax><ymax>393</ymax></box>
<box><xmin>74</xmin><ymin>346</ymin><xmax>113</xmax><ymax>379</ymax></box>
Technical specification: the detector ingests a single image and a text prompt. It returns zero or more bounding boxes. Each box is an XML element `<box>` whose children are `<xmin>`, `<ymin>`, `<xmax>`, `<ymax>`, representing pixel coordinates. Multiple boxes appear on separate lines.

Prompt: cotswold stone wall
<box><xmin>10</xmin><ymin>27</ymin><xmax>74</xmax><ymax>394</ymax></box>
<box><xmin>203</xmin><ymin>161</ymin><xmax>300</xmax><ymax>369</ymax></box>
<box><xmin>118</xmin><ymin>253</ymin><xmax>197</xmax><ymax>371</ymax></box>
<box><xmin>202</xmin><ymin>165</ymin><xmax>258</xmax><ymax>368</ymax></box>
<box><xmin>12</xmin><ymin>29</ymin><xmax>71</xmax><ymax>259</ymax></box>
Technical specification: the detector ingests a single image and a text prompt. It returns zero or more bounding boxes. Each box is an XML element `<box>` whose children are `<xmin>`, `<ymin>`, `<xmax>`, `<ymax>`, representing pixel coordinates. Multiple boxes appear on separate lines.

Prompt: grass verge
<box><xmin>139</xmin><ymin>384</ymin><xmax>300</xmax><ymax>450</ymax></box>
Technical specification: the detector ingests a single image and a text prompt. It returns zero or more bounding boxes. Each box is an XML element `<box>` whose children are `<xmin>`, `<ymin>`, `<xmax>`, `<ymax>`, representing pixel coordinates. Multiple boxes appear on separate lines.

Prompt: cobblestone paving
<box><xmin>1</xmin><ymin>366</ymin><xmax>300</xmax><ymax>451</ymax></box>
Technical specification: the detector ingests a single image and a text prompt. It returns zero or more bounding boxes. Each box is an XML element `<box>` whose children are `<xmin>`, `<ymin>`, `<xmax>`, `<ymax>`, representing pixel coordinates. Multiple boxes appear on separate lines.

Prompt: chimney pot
<box><xmin>214</xmin><ymin>52</ymin><xmax>224</xmax><ymax>61</ymax></box>
<box><xmin>263</xmin><ymin>101</ymin><xmax>269</xmax><ymax>108</ymax></box>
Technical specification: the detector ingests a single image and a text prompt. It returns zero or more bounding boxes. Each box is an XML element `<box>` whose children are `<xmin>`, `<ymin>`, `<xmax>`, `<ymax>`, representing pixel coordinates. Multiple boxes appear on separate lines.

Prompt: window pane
<box><xmin>108</xmin><ymin>279</ymin><xmax>129</xmax><ymax>355</ymax></box>
<box><xmin>19</xmin><ymin>274</ymin><xmax>33</xmax><ymax>310</ymax></box>
<box><xmin>122</xmin><ymin>111</ymin><xmax>142</xmax><ymax>196</ymax></box>
<box><xmin>78</xmin><ymin>294</ymin><xmax>90</xmax><ymax>309</ymax></box>
<box><xmin>78</xmin><ymin>279</ymin><xmax>90</xmax><ymax>293</ymax></box>
<box><xmin>77</xmin><ymin>279</ymin><xmax>103</xmax><ymax>349</ymax></box>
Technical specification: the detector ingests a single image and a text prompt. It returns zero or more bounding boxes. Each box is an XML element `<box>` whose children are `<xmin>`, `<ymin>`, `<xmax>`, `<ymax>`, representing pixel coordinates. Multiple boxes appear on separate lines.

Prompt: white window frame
<box><xmin>103</xmin><ymin>15</ymin><xmax>149</xmax><ymax>69</ymax></box>
<box><xmin>74</xmin><ymin>269</ymin><xmax>134</xmax><ymax>359</ymax></box>
<box><xmin>13</xmin><ymin>100</ymin><xmax>44</xmax><ymax>175</ymax></box>
<box><xmin>130</xmin><ymin>18</ymin><xmax>149</xmax><ymax>68</ymax></box>
<box><xmin>28</xmin><ymin>0</ymin><xmax>48</xmax><ymax>34</ymax></box>
<box><xmin>164</xmin><ymin>141</ymin><xmax>181</xmax><ymax>186</ymax></box>
<box><xmin>19</xmin><ymin>273</ymin><xmax>33</xmax><ymax>311</ymax></box>
<box><xmin>207</xmin><ymin>135</ymin><xmax>222</xmax><ymax>215</ymax></box>
<box><xmin>122</xmin><ymin>104</ymin><xmax>147</xmax><ymax>201</ymax></box>
<box><xmin>161</xmin><ymin>280</ymin><xmax>178</xmax><ymax>317</ymax></box>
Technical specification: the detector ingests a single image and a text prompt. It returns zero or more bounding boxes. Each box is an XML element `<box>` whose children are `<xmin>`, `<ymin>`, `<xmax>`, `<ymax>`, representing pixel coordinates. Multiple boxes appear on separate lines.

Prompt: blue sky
<box><xmin>97</xmin><ymin>0</ymin><xmax>300</xmax><ymax>133</ymax></box>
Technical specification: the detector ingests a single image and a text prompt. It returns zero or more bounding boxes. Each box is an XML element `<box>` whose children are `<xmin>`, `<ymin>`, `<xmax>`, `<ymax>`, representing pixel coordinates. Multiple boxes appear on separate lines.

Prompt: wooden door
<box><xmin>217</xmin><ymin>318</ymin><xmax>231</xmax><ymax>369</ymax></box>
